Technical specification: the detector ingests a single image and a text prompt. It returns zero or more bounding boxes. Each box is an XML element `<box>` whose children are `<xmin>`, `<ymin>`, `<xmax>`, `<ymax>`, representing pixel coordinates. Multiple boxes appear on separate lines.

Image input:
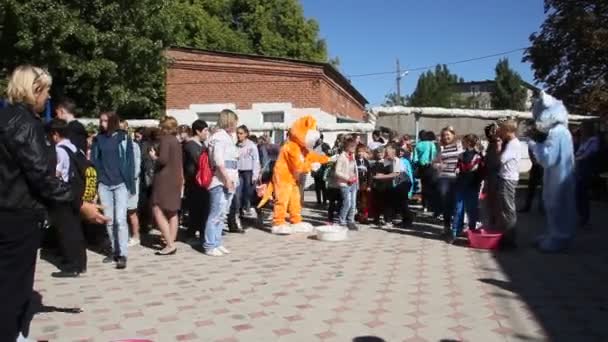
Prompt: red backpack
<box><xmin>196</xmin><ymin>149</ymin><xmax>213</xmax><ymax>189</ymax></box>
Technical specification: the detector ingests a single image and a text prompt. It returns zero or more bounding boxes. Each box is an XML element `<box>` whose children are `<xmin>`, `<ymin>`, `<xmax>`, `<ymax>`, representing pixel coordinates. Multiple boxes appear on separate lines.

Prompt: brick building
<box><xmin>165</xmin><ymin>47</ymin><xmax>369</xmax><ymax>144</ymax></box>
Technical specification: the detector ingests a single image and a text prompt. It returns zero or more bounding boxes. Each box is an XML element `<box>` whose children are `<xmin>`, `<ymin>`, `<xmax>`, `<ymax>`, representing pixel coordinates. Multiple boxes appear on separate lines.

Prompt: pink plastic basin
<box><xmin>467</xmin><ymin>228</ymin><xmax>503</xmax><ymax>250</ymax></box>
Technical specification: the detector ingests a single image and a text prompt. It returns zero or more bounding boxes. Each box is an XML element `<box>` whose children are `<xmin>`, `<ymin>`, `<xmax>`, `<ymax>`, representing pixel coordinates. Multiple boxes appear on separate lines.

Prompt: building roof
<box><xmin>454</xmin><ymin>79</ymin><xmax>540</xmax><ymax>92</ymax></box>
<box><xmin>167</xmin><ymin>46</ymin><xmax>368</xmax><ymax>105</ymax></box>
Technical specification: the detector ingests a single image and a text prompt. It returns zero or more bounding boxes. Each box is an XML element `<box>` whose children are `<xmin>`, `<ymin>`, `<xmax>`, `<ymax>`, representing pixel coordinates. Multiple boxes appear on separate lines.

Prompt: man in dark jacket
<box><xmin>55</xmin><ymin>97</ymin><xmax>88</xmax><ymax>154</ymax></box>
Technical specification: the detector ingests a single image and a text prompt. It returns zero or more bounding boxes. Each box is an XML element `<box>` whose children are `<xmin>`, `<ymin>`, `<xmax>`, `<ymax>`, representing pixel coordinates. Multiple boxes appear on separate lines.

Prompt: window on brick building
<box><xmin>198</xmin><ymin>112</ymin><xmax>220</xmax><ymax>125</ymax></box>
<box><xmin>471</xmin><ymin>85</ymin><xmax>480</xmax><ymax>96</ymax></box>
<box><xmin>263</xmin><ymin>111</ymin><xmax>284</xmax><ymax>123</ymax></box>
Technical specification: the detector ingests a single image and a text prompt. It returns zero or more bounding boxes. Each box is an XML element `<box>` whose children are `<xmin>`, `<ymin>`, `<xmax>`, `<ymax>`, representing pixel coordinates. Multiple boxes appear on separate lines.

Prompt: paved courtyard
<box><xmin>26</xmin><ymin>194</ymin><xmax>608</xmax><ymax>342</ymax></box>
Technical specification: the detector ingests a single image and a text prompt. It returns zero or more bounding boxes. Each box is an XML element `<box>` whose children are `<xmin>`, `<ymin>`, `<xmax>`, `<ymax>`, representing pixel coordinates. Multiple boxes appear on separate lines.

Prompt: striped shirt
<box><xmin>438</xmin><ymin>142</ymin><xmax>462</xmax><ymax>178</ymax></box>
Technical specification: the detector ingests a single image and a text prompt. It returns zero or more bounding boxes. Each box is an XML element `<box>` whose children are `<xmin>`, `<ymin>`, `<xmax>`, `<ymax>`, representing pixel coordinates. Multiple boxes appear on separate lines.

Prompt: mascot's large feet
<box><xmin>271</xmin><ymin>224</ymin><xmax>294</xmax><ymax>235</ymax></box>
<box><xmin>291</xmin><ymin>222</ymin><xmax>314</xmax><ymax>234</ymax></box>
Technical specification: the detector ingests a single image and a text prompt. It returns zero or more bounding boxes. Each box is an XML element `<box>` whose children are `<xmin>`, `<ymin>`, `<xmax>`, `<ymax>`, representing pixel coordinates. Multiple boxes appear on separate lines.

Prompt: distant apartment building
<box><xmin>452</xmin><ymin>80</ymin><xmax>538</xmax><ymax>110</ymax></box>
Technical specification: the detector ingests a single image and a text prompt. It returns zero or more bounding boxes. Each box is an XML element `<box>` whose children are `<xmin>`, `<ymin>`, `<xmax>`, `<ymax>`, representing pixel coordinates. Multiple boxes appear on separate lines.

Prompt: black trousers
<box><xmin>326</xmin><ymin>188</ymin><xmax>342</xmax><ymax>222</ymax></box>
<box><xmin>313</xmin><ymin>174</ymin><xmax>327</xmax><ymax>204</ymax></box>
<box><xmin>184</xmin><ymin>178</ymin><xmax>210</xmax><ymax>237</ymax></box>
<box><xmin>0</xmin><ymin>213</ymin><xmax>41</xmax><ymax>342</ymax></box>
<box><xmin>418</xmin><ymin>165</ymin><xmax>437</xmax><ymax>211</ymax></box>
<box><xmin>523</xmin><ymin>163</ymin><xmax>543</xmax><ymax>211</ymax></box>
<box><xmin>50</xmin><ymin>205</ymin><xmax>87</xmax><ymax>272</ymax></box>
<box><xmin>386</xmin><ymin>182</ymin><xmax>412</xmax><ymax>224</ymax></box>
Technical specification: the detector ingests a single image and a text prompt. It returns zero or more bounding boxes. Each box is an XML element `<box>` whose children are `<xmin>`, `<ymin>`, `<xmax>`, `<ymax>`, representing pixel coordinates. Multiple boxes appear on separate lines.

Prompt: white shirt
<box><xmin>208</xmin><ymin>129</ymin><xmax>239</xmax><ymax>191</ymax></box>
<box><xmin>499</xmin><ymin>137</ymin><xmax>521</xmax><ymax>181</ymax></box>
<box><xmin>368</xmin><ymin>141</ymin><xmax>384</xmax><ymax>151</ymax></box>
<box><xmin>55</xmin><ymin>139</ymin><xmax>77</xmax><ymax>182</ymax></box>
<box><xmin>384</xmin><ymin>158</ymin><xmax>402</xmax><ymax>173</ymax></box>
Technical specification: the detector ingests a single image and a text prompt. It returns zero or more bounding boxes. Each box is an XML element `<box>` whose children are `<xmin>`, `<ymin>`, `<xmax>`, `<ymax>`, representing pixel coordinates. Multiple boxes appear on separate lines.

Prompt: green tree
<box><xmin>524</xmin><ymin>0</ymin><xmax>608</xmax><ymax>114</ymax></box>
<box><xmin>0</xmin><ymin>0</ymin><xmax>331</xmax><ymax>118</ymax></box>
<box><xmin>0</xmin><ymin>0</ymin><xmax>174</xmax><ymax>118</ymax></box>
<box><xmin>382</xmin><ymin>92</ymin><xmax>408</xmax><ymax>106</ymax></box>
<box><xmin>409</xmin><ymin>65</ymin><xmax>462</xmax><ymax>107</ymax></box>
<box><xmin>491</xmin><ymin>58</ymin><xmax>527</xmax><ymax>111</ymax></box>
<box><xmin>168</xmin><ymin>0</ymin><xmax>329</xmax><ymax>62</ymax></box>
<box><xmin>227</xmin><ymin>0</ymin><xmax>328</xmax><ymax>62</ymax></box>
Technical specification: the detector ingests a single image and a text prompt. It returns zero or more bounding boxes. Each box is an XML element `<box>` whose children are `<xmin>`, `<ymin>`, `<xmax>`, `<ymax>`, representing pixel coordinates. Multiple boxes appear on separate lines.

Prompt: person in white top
<box><xmin>203</xmin><ymin>110</ymin><xmax>240</xmax><ymax>257</ymax></box>
<box><xmin>496</xmin><ymin>119</ymin><xmax>521</xmax><ymax>247</ymax></box>
<box><xmin>335</xmin><ymin>137</ymin><xmax>359</xmax><ymax>230</ymax></box>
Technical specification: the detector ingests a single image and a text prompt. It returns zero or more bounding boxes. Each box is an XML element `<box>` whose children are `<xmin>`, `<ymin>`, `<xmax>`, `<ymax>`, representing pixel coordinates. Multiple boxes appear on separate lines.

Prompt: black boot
<box><xmin>116</xmin><ymin>256</ymin><xmax>127</xmax><ymax>269</ymax></box>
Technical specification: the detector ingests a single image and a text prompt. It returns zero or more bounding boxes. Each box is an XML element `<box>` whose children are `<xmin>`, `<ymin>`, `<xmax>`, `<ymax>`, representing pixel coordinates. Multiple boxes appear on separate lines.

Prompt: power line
<box><xmin>346</xmin><ymin>47</ymin><xmax>528</xmax><ymax>78</ymax></box>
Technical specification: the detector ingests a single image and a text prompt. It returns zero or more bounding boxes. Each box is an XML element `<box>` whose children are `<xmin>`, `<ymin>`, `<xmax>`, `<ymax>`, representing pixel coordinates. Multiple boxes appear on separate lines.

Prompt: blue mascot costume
<box><xmin>527</xmin><ymin>91</ymin><xmax>576</xmax><ymax>253</ymax></box>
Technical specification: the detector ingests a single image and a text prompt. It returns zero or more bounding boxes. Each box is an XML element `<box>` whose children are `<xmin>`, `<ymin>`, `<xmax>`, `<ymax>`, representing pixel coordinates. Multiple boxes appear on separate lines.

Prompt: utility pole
<box><xmin>396</xmin><ymin>58</ymin><xmax>402</xmax><ymax>105</ymax></box>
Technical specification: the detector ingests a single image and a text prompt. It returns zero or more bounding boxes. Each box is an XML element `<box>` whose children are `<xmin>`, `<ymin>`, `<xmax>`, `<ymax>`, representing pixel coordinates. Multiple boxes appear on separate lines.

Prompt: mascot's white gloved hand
<box><xmin>330</xmin><ymin>155</ymin><xmax>339</xmax><ymax>162</ymax></box>
<box><xmin>311</xmin><ymin>162</ymin><xmax>321</xmax><ymax>172</ymax></box>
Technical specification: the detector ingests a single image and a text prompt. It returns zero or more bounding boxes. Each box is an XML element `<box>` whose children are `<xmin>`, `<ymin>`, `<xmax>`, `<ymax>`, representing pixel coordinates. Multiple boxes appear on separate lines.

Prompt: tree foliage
<box><xmin>382</xmin><ymin>92</ymin><xmax>408</xmax><ymax>106</ymax></box>
<box><xmin>524</xmin><ymin>0</ymin><xmax>608</xmax><ymax>114</ymax></box>
<box><xmin>0</xmin><ymin>0</ymin><xmax>174</xmax><ymax>118</ymax></box>
<box><xmin>409</xmin><ymin>65</ymin><xmax>463</xmax><ymax>107</ymax></box>
<box><xmin>491</xmin><ymin>58</ymin><xmax>527</xmax><ymax>111</ymax></box>
<box><xmin>0</xmin><ymin>0</ymin><xmax>330</xmax><ymax>118</ymax></box>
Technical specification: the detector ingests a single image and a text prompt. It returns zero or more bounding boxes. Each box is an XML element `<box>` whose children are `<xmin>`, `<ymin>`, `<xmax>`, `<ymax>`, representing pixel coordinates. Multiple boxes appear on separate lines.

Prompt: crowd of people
<box><xmin>0</xmin><ymin>65</ymin><xmax>606</xmax><ymax>341</ymax></box>
<box><xmin>316</xmin><ymin>121</ymin><xmax>522</xmax><ymax>247</ymax></box>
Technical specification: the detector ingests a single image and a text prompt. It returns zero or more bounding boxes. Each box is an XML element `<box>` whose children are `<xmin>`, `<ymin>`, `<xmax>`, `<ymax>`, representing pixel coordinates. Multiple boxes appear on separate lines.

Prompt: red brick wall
<box><xmin>166</xmin><ymin>49</ymin><xmax>366</xmax><ymax>121</ymax></box>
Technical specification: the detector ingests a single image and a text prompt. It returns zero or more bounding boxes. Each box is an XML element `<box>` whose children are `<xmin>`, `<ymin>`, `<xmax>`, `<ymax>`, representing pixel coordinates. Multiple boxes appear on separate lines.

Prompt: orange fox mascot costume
<box><xmin>258</xmin><ymin>116</ymin><xmax>329</xmax><ymax>234</ymax></box>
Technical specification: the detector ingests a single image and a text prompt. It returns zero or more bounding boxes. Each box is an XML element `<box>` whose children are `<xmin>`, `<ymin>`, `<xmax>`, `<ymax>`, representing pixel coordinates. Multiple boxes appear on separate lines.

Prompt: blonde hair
<box><xmin>159</xmin><ymin>116</ymin><xmax>178</xmax><ymax>135</ymax></box>
<box><xmin>441</xmin><ymin>125</ymin><xmax>456</xmax><ymax>136</ymax></box>
<box><xmin>499</xmin><ymin>119</ymin><xmax>518</xmax><ymax>133</ymax></box>
<box><xmin>217</xmin><ymin>109</ymin><xmax>239</xmax><ymax>130</ymax></box>
<box><xmin>6</xmin><ymin>65</ymin><xmax>52</xmax><ymax>106</ymax></box>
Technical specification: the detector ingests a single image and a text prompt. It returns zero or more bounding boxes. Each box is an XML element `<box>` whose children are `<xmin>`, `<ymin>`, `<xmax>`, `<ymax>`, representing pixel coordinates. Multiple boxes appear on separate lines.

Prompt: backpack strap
<box><xmin>58</xmin><ymin>145</ymin><xmax>84</xmax><ymax>179</ymax></box>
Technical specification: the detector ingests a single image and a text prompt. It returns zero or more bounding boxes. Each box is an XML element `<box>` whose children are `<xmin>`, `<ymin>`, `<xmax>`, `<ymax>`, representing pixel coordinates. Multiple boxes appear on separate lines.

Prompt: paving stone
<box><xmin>24</xmin><ymin>196</ymin><xmax>608</xmax><ymax>341</ymax></box>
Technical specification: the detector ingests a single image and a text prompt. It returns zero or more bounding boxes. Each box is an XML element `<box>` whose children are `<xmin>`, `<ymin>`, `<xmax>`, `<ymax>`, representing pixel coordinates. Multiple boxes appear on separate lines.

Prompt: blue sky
<box><xmin>301</xmin><ymin>0</ymin><xmax>546</xmax><ymax>106</ymax></box>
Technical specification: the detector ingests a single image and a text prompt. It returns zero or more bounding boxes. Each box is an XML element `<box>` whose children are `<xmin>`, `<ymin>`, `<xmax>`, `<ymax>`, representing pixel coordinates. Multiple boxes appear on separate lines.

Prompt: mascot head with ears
<box><xmin>532</xmin><ymin>91</ymin><xmax>569</xmax><ymax>133</ymax></box>
<box><xmin>287</xmin><ymin>115</ymin><xmax>322</xmax><ymax>151</ymax></box>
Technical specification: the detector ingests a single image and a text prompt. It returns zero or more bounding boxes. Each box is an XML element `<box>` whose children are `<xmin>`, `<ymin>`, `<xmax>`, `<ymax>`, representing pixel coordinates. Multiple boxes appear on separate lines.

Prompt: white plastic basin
<box><xmin>315</xmin><ymin>225</ymin><xmax>348</xmax><ymax>242</ymax></box>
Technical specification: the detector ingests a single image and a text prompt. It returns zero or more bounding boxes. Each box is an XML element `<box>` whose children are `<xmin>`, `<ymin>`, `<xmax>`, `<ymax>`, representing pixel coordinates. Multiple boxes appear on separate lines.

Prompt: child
<box><xmin>449</xmin><ymin>134</ymin><xmax>483</xmax><ymax>244</ymax></box>
<box><xmin>373</xmin><ymin>143</ymin><xmax>407</xmax><ymax>227</ymax></box>
<box><xmin>398</xmin><ymin>147</ymin><xmax>415</xmax><ymax>227</ymax></box>
<box><xmin>355</xmin><ymin>144</ymin><xmax>371</xmax><ymax>224</ymax></box>
<box><xmin>335</xmin><ymin>137</ymin><xmax>359</xmax><ymax>230</ymax></box>
<box><xmin>413</xmin><ymin>130</ymin><xmax>438</xmax><ymax>212</ymax></box>
<box><xmin>369</xmin><ymin>146</ymin><xmax>389</xmax><ymax>225</ymax></box>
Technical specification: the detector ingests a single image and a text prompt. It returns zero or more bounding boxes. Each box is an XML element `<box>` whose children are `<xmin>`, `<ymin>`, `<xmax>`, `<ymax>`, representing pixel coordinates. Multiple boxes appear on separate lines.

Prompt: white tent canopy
<box><xmin>371</xmin><ymin>106</ymin><xmax>598</xmax><ymax>122</ymax></box>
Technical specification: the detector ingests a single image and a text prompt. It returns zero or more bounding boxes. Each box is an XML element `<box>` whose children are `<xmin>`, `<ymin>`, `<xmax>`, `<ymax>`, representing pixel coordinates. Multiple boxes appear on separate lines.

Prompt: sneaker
<box><xmin>116</xmin><ymin>256</ymin><xmax>127</xmax><ymax>269</ymax></box>
<box><xmin>128</xmin><ymin>238</ymin><xmax>140</xmax><ymax>247</ymax></box>
<box><xmin>243</xmin><ymin>208</ymin><xmax>257</xmax><ymax>217</ymax></box>
<box><xmin>205</xmin><ymin>248</ymin><xmax>224</xmax><ymax>257</ymax></box>
<box><xmin>347</xmin><ymin>223</ymin><xmax>359</xmax><ymax>231</ymax></box>
<box><xmin>102</xmin><ymin>256</ymin><xmax>115</xmax><ymax>264</ymax></box>
<box><xmin>218</xmin><ymin>246</ymin><xmax>231</xmax><ymax>254</ymax></box>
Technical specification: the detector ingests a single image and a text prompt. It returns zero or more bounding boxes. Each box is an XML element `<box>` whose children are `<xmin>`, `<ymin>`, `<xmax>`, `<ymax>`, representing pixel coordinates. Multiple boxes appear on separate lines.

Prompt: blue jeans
<box><xmin>437</xmin><ymin>177</ymin><xmax>457</xmax><ymax>228</ymax></box>
<box><xmin>236</xmin><ymin>170</ymin><xmax>254</xmax><ymax>211</ymax></box>
<box><xmin>203</xmin><ymin>186</ymin><xmax>234</xmax><ymax>251</ymax></box>
<box><xmin>98</xmin><ymin>183</ymin><xmax>129</xmax><ymax>257</ymax></box>
<box><xmin>339</xmin><ymin>184</ymin><xmax>357</xmax><ymax>225</ymax></box>
<box><xmin>452</xmin><ymin>186</ymin><xmax>479</xmax><ymax>237</ymax></box>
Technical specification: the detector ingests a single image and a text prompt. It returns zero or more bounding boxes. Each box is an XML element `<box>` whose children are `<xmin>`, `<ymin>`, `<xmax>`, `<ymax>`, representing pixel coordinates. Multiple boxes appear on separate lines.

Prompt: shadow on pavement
<box><xmin>482</xmin><ymin>199</ymin><xmax>608</xmax><ymax>341</ymax></box>
<box><xmin>22</xmin><ymin>291</ymin><xmax>82</xmax><ymax>338</ymax></box>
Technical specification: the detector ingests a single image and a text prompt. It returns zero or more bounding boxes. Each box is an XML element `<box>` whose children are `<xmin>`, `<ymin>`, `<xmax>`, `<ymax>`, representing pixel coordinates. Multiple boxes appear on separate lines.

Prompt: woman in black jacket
<box><xmin>0</xmin><ymin>65</ymin><xmax>106</xmax><ymax>341</ymax></box>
